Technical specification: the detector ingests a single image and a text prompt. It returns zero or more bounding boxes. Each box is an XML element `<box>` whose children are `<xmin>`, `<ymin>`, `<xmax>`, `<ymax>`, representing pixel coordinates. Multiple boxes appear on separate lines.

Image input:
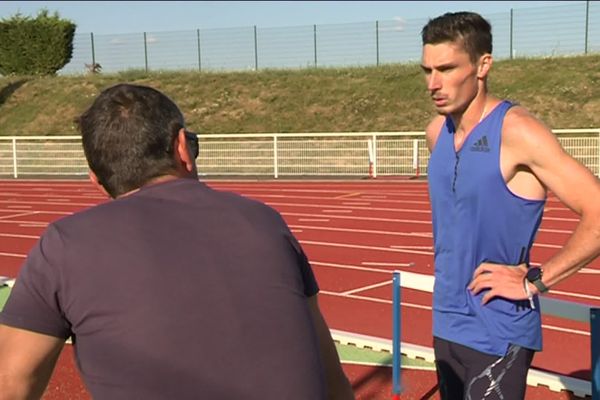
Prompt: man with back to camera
<box><xmin>421</xmin><ymin>11</ymin><xmax>600</xmax><ymax>399</ymax></box>
<box><xmin>0</xmin><ymin>83</ymin><xmax>355</xmax><ymax>400</ymax></box>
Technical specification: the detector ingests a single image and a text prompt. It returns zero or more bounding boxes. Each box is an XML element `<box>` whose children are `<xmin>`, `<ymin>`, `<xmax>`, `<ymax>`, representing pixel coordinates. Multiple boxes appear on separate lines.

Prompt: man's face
<box><xmin>421</xmin><ymin>41</ymin><xmax>480</xmax><ymax>116</ymax></box>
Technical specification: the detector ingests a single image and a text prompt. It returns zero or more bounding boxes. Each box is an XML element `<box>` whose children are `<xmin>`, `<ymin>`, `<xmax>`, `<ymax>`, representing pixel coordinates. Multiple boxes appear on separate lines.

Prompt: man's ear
<box><xmin>477</xmin><ymin>54</ymin><xmax>493</xmax><ymax>79</ymax></box>
<box><xmin>175</xmin><ymin>128</ymin><xmax>194</xmax><ymax>173</ymax></box>
<box><xmin>88</xmin><ymin>170</ymin><xmax>111</xmax><ymax>198</ymax></box>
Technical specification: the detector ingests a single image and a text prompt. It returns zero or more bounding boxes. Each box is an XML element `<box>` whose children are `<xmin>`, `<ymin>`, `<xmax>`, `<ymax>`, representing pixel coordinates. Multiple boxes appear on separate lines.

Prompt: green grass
<box><xmin>0</xmin><ymin>287</ymin><xmax>10</xmax><ymax>309</ymax></box>
<box><xmin>335</xmin><ymin>343</ymin><xmax>434</xmax><ymax>369</ymax></box>
<box><xmin>2</xmin><ymin>54</ymin><xmax>600</xmax><ymax>136</ymax></box>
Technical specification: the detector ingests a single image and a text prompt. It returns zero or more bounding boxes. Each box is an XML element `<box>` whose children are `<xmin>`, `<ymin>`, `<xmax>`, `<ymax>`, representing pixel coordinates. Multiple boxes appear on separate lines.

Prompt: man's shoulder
<box><xmin>425</xmin><ymin>114</ymin><xmax>446</xmax><ymax>134</ymax></box>
<box><xmin>212</xmin><ymin>188</ymin><xmax>283</xmax><ymax>222</ymax></box>
<box><xmin>503</xmin><ymin>105</ymin><xmax>554</xmax><ymax>143</ymax></box>
<box><xmin>425</xmin><ymin>115</ymin><xmax>446</xmax><ymax>151</ymax></box>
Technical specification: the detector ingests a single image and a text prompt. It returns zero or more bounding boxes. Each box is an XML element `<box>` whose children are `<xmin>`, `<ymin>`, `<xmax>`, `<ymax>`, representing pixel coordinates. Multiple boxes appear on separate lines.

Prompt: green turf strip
<box><xmin>335</xmin><ymin>343</ymin><xmax>434</xmax><ymax>369</ymax></box>
<box><xmin>0</xmin><ymin>286</ymin><xmax>10</xmax><ymax>310</ymax></box>
<box><xmin>0</xmin><ymin>286</ymin><xmax>433</xmax><ymax>369</ymax></box>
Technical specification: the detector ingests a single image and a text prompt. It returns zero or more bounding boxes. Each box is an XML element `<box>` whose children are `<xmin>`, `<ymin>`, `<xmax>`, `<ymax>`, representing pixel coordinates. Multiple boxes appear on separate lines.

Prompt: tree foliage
<box><xmin>0</xmin><ymin>9</ymin><xmax>76</xmax><ymax>75</ymax></box>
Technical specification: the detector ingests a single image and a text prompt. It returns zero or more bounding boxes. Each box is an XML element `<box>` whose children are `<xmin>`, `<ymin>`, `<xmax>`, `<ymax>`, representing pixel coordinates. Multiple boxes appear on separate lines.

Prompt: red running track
<box><xmin>0</xmin><ymin>179</ymin><xmax>597</xmax><ymax>396</ymax></box>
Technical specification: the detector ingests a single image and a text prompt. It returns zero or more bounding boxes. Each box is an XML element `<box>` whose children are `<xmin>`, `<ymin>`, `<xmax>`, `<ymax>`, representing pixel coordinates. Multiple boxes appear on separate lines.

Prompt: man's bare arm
<box><xmin>0</xmin><ymin>324</ymin><xmax>64</xmax><ymax>400</ymax></box>
<box><xmin>513</xmin><ymin>110</ymin><xmax>600</xmax><ymax>288</ymax></box>
<box><xmin>470</xmin><ymin>109</ymin><xmax>600</xmax><ymax>302</ymax></box>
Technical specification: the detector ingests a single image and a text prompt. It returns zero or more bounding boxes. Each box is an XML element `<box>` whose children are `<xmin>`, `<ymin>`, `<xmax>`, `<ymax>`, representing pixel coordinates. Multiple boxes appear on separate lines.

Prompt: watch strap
<box><xmin>531</xmin><ymin>278</ymin><xmax>549</xmax><ymax>294</ymax></box>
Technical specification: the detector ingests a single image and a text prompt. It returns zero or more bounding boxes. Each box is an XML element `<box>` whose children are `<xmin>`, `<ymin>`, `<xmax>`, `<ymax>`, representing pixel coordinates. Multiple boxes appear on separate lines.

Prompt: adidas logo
<box><xmin>470</xmin><ymin>135</ymin><xmax>490</xmax><ymax>152</ymax></box>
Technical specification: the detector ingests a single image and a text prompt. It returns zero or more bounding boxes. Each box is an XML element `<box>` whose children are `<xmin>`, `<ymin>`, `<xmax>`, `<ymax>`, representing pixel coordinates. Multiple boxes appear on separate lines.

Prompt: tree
<box><xmin>0</xmin><ymin>9</ymin><xmax>76</xmax><ymax>75</ymax></box>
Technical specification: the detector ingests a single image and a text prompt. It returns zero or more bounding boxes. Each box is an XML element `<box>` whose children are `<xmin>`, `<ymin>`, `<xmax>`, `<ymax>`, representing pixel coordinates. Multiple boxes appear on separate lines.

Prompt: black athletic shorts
<box><xmin>433</xmin><ymin>336</ymin><xmax>535</xmax><ymax>400</ymax></box>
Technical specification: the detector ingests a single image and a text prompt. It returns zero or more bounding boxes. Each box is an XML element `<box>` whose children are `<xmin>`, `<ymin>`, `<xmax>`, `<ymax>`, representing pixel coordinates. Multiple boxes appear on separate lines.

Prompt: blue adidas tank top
<box><xmin>427</xmin><ymin>100</ymin><xmax>546</xmax><ymax>356</ymax></box>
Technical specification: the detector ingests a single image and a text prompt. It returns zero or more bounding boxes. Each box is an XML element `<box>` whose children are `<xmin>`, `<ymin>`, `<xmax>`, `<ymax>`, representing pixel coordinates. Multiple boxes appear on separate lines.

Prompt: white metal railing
<box><xmin>0</xmin><ymin>130</ymin><xmax>599</xmax><ymax>178</ymax></box>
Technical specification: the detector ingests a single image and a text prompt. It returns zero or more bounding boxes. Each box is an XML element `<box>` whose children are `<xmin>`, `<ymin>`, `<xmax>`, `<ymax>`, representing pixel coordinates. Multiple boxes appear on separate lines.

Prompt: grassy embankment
<box><xmin>1</xmin><ymin>54</ymin><xmax>600</xmax><ymax>136</ymax></box>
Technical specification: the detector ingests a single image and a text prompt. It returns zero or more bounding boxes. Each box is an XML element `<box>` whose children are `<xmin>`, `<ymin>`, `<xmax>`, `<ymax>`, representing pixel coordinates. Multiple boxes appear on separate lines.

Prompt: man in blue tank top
<box><xmin>421</xmin><ymin>12</ymin><xmax>600</xmax><ymax>399</ymax></box>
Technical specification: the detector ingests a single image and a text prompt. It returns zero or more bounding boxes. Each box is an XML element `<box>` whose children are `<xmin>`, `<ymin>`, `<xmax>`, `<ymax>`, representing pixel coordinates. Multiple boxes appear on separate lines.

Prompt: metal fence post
<box><xmin>510</xmin><ymin>9</ymin><xmax>514</xmax><ymax>59</ymax></box>
<box><xmin>585</xmin><ymin>0</ymin><xmax>590</xmax><ymax>54</ymax></box>
<box><xmin>12</xmin><ymin>138</ymin><xmax>17</xmax><ymax>178</ymax></box>
<box><xmin>143</xmin><ymin>32</ymin><xmax>149</xmax><ymax>72</ymax></box>
<box><xmin>592</xmin><ymin>308</ymin><xmax>599</xmax><ymax>400</ymax></box>
<box><xmin>313</xmin><ymin>24</ymin><xmax>318</xmax><ymax>67</ymax></box>
<box><xmin>254</xmin><ymin>25</ymin><xmax>258</xmax><ymax>71</ymax></box>
<box><xmin>90</xmin><ymin>32</ymin><xmax>96</xmax><ymax>66</ymax></box>
<box><xmin>372</xmin><ymin>134</ymin><xmax>377</xmax><ymax>178</ymax></box>
<box><xmin>197</xmin><ymin>29</ymin><xmax>202</xmax><ymax>71</ymax></box>
<box><xmin>273</xmin><ymin>136</ymin><xmax>278</xmax><ymax>178</ymax></box>
<box><xmin>375</xmin><ymin>20</ymin><xmax>380</xmax><ymax>66</ymax></box>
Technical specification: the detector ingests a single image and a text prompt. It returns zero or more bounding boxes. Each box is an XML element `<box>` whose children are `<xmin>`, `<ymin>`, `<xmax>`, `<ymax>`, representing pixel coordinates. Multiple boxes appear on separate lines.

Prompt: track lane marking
<box><xmin>0</xmin><ymin>211</ymin><xmax>39</xmax><ymax>220</ymax></box>
<box><xmin>334</xmin><ymin>192</ymin><xmax>362</xmax><ymax>199</ymax></box>
<box><xmin>300</xmin><ymin>239</ymin><xmax>434</xmax><ymax>255</ymax></box>
<box><xmin>0</xmin><ymin>252</ymin><xmax>26</xmax><ymax>258</ymax></box>
<box><xmin>341</xmin><ymin>280</ymin><xmax>392</xmax><ymax>295</ymax></box>
<box><xmin>0</xmin><ymin>233</ymin><xmax>39</xmax><ymax>239</ymax></box>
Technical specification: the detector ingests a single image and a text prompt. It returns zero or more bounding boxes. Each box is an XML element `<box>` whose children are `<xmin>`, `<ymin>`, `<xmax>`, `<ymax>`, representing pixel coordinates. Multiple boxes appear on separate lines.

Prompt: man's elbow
<box><xmin>0</xmin><ymin>373</ymin><xmax>47</xmax><ymax>400</ymax></box>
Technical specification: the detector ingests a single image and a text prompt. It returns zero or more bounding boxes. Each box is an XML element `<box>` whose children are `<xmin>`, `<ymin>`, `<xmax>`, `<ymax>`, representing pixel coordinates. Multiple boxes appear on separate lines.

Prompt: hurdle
<box><xmin>387</xmin><ymin>270</ymin><xmax>597</xmax><ymax>398</ymax></box>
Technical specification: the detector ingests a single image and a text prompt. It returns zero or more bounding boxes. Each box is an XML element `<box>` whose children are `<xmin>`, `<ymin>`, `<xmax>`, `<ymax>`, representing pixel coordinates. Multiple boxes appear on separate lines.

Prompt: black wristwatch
<box><xmin>526</xmin><ymin>267</ymin><xmax>549</xmax><ymax>294</ymax></box>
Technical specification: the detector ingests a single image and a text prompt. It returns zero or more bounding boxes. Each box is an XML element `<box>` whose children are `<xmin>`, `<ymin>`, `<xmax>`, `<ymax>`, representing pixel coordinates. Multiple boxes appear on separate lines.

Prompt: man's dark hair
<box><xmin>78</xmin><ymin>83</ymin><xmax>184</xmax><ymax>198</ymax></box>
<box><xmin>421</xmin><ymin>11</ymin><xmax>492</xmax><ymax>63</ymax></box>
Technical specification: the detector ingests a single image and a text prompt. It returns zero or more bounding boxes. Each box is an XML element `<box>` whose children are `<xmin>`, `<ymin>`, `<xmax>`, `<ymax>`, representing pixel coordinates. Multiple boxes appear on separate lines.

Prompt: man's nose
<box><xmin>427</xmin><ymin>71</ymin><xmax>441</xmax><ymax>91</ymax></box>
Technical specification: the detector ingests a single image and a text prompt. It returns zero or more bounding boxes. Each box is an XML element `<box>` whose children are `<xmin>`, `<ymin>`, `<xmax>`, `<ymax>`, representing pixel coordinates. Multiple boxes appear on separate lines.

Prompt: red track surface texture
<box><xmin>0</xmin><ymin>179</ymin><xmax>596</xmax><ymax>400</ymax></box>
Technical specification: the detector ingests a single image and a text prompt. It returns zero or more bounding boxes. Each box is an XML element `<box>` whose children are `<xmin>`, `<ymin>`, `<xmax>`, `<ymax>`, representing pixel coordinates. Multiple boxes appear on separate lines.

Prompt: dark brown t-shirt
<box><xmin>0</xmin><ymin>178</ymin><xmax>324</xmax><ymax>399</ymax></box>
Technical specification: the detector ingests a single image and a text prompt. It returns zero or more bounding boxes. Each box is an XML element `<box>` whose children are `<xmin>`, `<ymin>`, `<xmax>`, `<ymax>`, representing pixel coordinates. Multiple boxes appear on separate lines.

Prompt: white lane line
<box><xmin>46</xmin><ymin>198</ymin><xmax>71</xmax><ymax>202</ymax></box>
<box><xmin>361</xmin><ymin>262</ymin><xmax>415</xmax><ymax>267</ymax></box>
<box><xmin>533</xmin><ymin>243</ymin><xmax>562</xmax><ymax>249</ymax></box>
<box><xmin>323</xmin><ymin>209</ymin><xmax>353</xmax><ymax>213</ymax></box>
<box><xmin>0</xmin><ymin>211</ymin><xmax>39</xmax><ymax>220</ymax></box>
<box><xmin>300</xmin><ymin>239</ymin><xmax>434</xmax><ymax>256</ymax></box>
<box><xmin>0</xmin><ymin>252</ymin><xmax>26</xmax><ymax>258</ymax></box>
<box><xmin>239</xmin><ymin>192</ymin><xmax>431</xmax><ymax>205</ymax></box>
<box><xmin>18</xmin><ymin>223</ymin><xmax>48</xmax><ymax>228</ymax></box>
<box><xmin>341</xmin><ymin>280</ymin><xmax>392</xmax><ymax>295</ymax></box>
<box><xmin>284</xmin><ymin>212</ymin><xmax>431</xmax><ymax>225</ymax></box>
<box><xmin>288</xmin><ymin>224</ymin><xmax>433</xmax><ymax>238</ymax></box>
<box><xmin>320</xmin><ymin>291</ymin><xmax>431</xmax><ymax>311</ymax></box>
<box><xmin>5</xmin><ymin>205</ymin><xmax>33</xmax><ymax>209</ymax></box>
<box><xmin>361</xmin><ymin>195</ymin><xmax>387</xmax><ymax>199</ymax></box>
<box><xmin>312</xmin><ymin>261</ymin><xmax>392</xmax><ymax>274</ymax></box>
<box><xmin>297</xmin><ymin>219</ymin><xmax>330</xmax><ymax>222</ymax></box>
<box><xmin>0</xmin><ymin>233</ymin><xmax>39</xmax><ymax>239</ymax></box>
<box><xmin>313</xmin><ymin>261</ymin><xmax>599</xmax><ymax>309</ymax></box>
<box><xmin>334</xmin><ymin>192</ymin><xmax>362</xmax><ymax>200</ymax></box>
<box><xmin>0</xmin><ymin>219</ymin><xmax>50</xmax><ymax>226</ymax></box>
<box><xmin>0</xmin><ymin>193</ymin><xmax>104</xmax><ymax>200</ymax></box>
<box><xmin>390</xmin><ymin>245</ymin><xmax>433</xmax><ymax>250</ymax></box>
<box><xmin>270</xmin><ymin>201</ymin><xmax>431</xmax><ymax>215</ymax></box>
<box><xmin>320</xmin><ymin>291</ymin><xmax>589</xmax><ymax>336</ymax></box>
<box><xmin>342</xmin><ymin>202</ymin><xmax>371</xmax><ymax>206</ymax></box>
<box><xmin>0</xmin><ymin>200</ymin><xmax>95</xmax><ymax>207</ymax></box>
<box><xmin>579</xmin><ymin>268</ymin><xmax>600</xmax><ymax>275</ymax></box>
<box><xmin>550</xmin><ymin>289</ymin><xmax>600</xmax><ymax>301</ymax></box>
<box><xmin>541</xmin><ymin>324</ymin><xmax>589</xmax><ymax>336</ymax></box>
<box><xmin>290</xmin><ymin>229</ymin><xmax>303</xmax><ymax>233</ymax></box>
<box><xmin>539</xmin><ymin>228</ymin><xmax>573</xmax><ymax>234</ymax></box>
<box><xmin>288</xmin><ymin>222</ymin><xmax>569</xmax><ymax>252</ymax></box>
<box><xmin>543</xmin><ymin>216</ymin><xmax>578</xmax><ymax>223</ymax></box>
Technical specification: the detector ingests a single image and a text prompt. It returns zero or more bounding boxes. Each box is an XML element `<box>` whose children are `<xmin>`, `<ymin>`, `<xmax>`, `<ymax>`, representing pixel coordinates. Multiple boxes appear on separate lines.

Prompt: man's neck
<box><xmin>451</xmin><ymin>95</ymin><xmax>490</xmax><ymax>137</ymax></box>
<box><xmin>116</xmin><ymin>174</ymin><xmax>194</xmax><ymax>199</ymax></box>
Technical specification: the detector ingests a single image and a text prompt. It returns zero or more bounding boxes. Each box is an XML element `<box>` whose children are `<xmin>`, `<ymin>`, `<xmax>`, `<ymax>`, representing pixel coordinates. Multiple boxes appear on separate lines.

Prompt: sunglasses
<box><xmin>184</xmin><ymin>130</ymin><xmax>199</xmax><ymax>159</ymax></box>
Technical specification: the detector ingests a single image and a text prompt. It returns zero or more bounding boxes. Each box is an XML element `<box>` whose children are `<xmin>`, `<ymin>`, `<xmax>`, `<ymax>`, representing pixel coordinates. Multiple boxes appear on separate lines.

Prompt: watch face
<box><xmin>527</xmin><ymin>267</ymin><xmax>542</xmax><ymax>281</ymax></box>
